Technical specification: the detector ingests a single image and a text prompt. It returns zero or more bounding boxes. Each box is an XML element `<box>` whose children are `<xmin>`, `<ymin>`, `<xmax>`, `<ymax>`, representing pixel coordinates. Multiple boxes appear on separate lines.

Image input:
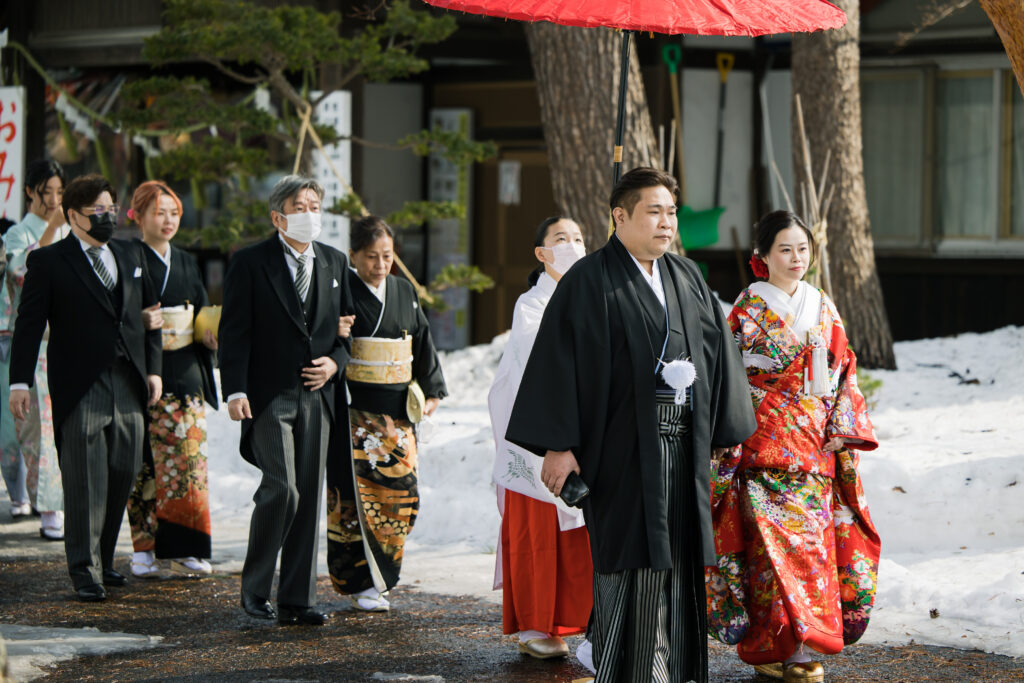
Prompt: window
<box><xmin>1010</xmin><ymin>79</ymin><xmax>1024</xmax><ymax>237</ymax></box>
<box><xmin>861</xmin><ymin>65</ymin><xmax>1024</xmax><ymax>250</ymax></box>
<box><xmin>936</xmin><ymin>71</ymin><xmax>996</xmax><ymax>238</ymax></box>
<box><xmin>862</xmin><ymin>71</ymin><xmax>925</xmax><ymax>243</ymax></box>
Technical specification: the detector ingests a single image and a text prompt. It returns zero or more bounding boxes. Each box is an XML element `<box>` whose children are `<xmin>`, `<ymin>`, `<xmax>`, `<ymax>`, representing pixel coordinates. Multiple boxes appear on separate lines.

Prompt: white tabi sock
<box><xmin>518</xmin><ymin>629</ymin><xmax>549</xmax><ymax>643</ymax></box>
<box><xmin>785</xmin><ymin>643</ymin><xmax>813</xmax><ymax>664</ymax></box>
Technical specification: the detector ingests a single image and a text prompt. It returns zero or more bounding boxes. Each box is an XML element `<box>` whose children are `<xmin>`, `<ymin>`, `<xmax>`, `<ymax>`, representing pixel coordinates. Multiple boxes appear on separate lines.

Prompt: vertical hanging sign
<box><xmin>311</xmin><ymin>90</ymin><xmax>352</xmax><ymax>254</ymax></box>
<box><xmin>427</xmin><ymin>108</ymin><xmax>474</xmax><ymax>350</ymax></box>
<box><xmin>0</xmin><ymin>87</ymin><xmax>26</xmax><ymax>221</ymax></box>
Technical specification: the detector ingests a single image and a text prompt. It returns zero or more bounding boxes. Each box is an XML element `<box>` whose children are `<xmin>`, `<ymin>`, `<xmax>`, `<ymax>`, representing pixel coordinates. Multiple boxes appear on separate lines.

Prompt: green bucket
<box><xmin>678</xmin><ymin>205</ymin><xmax>723</xmax><ymax>250</ymax></box>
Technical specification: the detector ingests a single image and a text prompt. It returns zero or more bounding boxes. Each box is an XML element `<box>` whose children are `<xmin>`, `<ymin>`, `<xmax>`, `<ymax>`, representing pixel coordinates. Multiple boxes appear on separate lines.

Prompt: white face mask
<box><xmin>281</xmin><ymin>211</ymin><xmax>322</xmax><ymax>243</ymax></box>
<box><xmin>543</xmin><ymin>242</ymin><xmax>586</xmax><ymax>275</ymax></box>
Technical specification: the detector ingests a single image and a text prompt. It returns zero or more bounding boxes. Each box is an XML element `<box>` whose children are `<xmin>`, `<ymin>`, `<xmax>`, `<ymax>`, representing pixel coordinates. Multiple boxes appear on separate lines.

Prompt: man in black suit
<box><xmin>219</xmin><ymin>175</ymin><xmax>352</xmax><ymax>625</ymax></box>
<box><xmin>9</xmin><ymin>174</ymin><xmax>162</xmax><ymax>602</ymax></box>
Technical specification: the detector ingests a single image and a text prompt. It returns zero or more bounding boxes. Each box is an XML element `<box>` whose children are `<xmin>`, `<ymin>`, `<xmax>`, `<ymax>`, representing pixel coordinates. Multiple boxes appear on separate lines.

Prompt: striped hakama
<box><xmin>592</xmin><ymin>396</ymin><xmax>708</xmax><ymax>683</ymax></box>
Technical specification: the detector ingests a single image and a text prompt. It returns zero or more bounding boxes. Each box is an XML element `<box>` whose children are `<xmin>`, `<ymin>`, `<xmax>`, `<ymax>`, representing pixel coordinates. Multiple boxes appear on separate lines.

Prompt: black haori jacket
<box><xmin>506</xmin><ymin>235</ymin><xmax>756</xmax><ymax>573</ymax></box>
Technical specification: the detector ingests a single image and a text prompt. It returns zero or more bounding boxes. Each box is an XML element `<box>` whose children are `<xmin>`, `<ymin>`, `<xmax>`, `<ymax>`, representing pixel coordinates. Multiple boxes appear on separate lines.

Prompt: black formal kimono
<box><xmin>126</xmin><ymin>242</ymin><xmax>218</xmax><ymax>560</ymax></box>
<box><xmin>506</xmin><ymin>234</ymin><xmax>756</xmax><ymax>682</ymax></box>
<box><xmin>327</xmin><ymin>271</ymin><xmax>447</xmax><ymax>596</ymax></box>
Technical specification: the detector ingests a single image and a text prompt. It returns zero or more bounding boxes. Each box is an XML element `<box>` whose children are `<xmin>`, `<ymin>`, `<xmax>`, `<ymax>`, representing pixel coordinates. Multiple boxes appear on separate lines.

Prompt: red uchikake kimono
<box><xmin>705</xmin><ymin>286</ymin><xmax>881</xmax><ymax>665</ymax></box>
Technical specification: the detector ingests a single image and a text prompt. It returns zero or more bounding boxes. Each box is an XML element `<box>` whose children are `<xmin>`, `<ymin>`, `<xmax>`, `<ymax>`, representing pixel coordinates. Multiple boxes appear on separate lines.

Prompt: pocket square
<box><xmin>133</xmin><ymin>266</ymin><xmax>142</xmax><ymax>278</ymax></box>
<box><xmin>332</xmin><ymin>278</ymin><xmax>339</xmax><ymax>288</ymax></box>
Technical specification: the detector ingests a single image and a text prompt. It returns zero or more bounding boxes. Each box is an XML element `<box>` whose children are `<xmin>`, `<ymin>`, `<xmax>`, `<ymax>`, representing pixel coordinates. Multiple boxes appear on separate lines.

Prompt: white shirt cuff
<box><xmin>9</xmin><ymin>383</ymin><xmax>29</xmax><ymax>392</ymax></box>
<box><xmin>226</xmin><ymin>392</ymin><xmax>248</xmax><ymax>403</ymax></box>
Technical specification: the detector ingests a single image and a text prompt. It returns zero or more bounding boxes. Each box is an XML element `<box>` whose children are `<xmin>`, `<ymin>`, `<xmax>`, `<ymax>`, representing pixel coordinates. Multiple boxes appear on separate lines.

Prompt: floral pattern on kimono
<box><xmin>705</xmin><ymin>287</ymin><xmax>881</xmax><ymax>665</ymax></box>
<box><xmin>327</xmin><ymin>408</ymin><xmax>419</xmax><ymax>594</ymax></box>
<box><xmin>6</xmin><ymin>225</ymin><xmax>64</xmax><ymax>512</ymax></box>
<box><xmin>128</xmin><ymin>394</ymin><xmax>211</xmax><ymax>558</ymax></box>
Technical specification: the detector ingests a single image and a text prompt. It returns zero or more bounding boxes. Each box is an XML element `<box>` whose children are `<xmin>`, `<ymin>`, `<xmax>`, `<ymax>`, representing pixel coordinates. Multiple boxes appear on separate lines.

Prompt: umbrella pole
<box><xmin>612</xmin><ymin>30</ymin><xmax>632</xmax><ymax>186</ymax></box>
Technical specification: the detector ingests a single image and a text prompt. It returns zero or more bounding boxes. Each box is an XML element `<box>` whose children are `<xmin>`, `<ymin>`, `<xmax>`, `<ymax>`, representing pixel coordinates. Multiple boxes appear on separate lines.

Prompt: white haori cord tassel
<box><xmin>661</xmin><ymin>358</ymin><xmax>697</xmax><ymax>406</ymax></box>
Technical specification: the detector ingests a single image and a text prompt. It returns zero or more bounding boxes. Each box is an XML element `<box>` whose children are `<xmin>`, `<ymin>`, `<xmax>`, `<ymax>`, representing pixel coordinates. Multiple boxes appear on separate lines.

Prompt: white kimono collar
<box><xmin>749</xmin><ymin>280</ymin><xmax>822</xmax><ymax>340</ymax></box>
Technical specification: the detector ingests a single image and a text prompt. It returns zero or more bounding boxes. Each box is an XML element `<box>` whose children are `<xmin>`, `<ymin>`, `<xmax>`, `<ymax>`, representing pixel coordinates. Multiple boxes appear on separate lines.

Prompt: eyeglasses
<box><xmin>84</xmin><ymin>205</ymin><xmax>120</xmax><ymax>216</ymax></box>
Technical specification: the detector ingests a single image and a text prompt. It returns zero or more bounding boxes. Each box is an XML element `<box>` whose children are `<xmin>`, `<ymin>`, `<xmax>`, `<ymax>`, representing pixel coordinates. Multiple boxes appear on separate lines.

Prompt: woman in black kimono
<box><xmin>127</xmin><ymin>181</ymin><xmax>218</xmax><ymax>578</ymax></box>
<box><xmin>327</xmin><ymin>215</ymin><xmax>447</xmax><ymax>612</ymax></box>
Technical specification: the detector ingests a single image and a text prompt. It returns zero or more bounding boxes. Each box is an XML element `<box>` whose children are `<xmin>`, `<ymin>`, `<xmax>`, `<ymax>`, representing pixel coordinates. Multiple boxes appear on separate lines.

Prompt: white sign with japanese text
<box><xmin>310</xmin><ymin>90</ymin><xmax>352</xmax><ymax>254</ymax></box>
<box><xmin>0</xmin><ymin>87</ymin><xmax>26</xmax><ymax>221</ymax></box>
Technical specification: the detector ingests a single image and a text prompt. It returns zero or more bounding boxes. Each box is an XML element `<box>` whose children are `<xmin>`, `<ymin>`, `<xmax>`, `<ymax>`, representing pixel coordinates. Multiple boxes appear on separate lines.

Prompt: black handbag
<box><xmin>559</xmin><ymin>471</ymin><xmax>590</xmax><ymax>508</ymax></box>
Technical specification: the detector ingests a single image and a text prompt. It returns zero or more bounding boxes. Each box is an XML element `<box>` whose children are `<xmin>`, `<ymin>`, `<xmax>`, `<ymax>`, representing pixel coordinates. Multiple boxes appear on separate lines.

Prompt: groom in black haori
<box><xmin>506</xmin><ymin>167</ymin><xmax>756</xmax><ymax>682</ymax></box>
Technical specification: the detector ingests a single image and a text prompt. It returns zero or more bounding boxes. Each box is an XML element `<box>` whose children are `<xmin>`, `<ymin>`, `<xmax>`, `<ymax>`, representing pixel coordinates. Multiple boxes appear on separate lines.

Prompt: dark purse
<box><xmin>559</xmin><ymin>471</ymin><xmax>590</xmax><ymax>508</ymax></box>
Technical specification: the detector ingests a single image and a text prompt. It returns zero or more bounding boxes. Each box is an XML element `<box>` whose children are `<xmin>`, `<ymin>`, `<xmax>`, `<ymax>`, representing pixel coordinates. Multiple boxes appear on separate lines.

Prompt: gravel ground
<box><xmin>1</xmin><ymin>554</ymin><xmax>1022</xmax><ymax>683</ymax></box>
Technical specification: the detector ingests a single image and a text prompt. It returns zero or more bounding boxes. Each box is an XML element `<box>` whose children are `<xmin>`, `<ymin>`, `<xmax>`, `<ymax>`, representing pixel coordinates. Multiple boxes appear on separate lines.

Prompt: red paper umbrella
<box><xmin>423</xmin><ymin>0</ymin><xmax>846</xmax><ymax>36</ymax></box>
<box><xmin>423</xmin><ymin>0</ymin><xmax>846</xmax><ymax>183</ymax></box>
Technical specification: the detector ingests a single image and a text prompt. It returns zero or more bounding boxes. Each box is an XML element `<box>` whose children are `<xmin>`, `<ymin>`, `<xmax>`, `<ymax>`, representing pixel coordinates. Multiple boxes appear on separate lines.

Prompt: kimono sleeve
<box><xmin>827</xmin><ymin>347</ymin><xmax>878</xmax><ymax>451</ymax></box>
<box><xmin>504</xmin><ymin>276</ymin><xmax>581</xmax><ymax>457</ymax></box>
<box><xmin>411</xmin><ymin>289</ymin><xmax>448</xmax><ymax>400</ymax></box>
<box><xmin>9</xmin><ymin>250</ymin><xmax>51</xmax><ymax>387</ymax></box>
<box><xmin>703</xmin><ymin>279</ymin><xmax>757</xmax><ymax>448</ymax></box>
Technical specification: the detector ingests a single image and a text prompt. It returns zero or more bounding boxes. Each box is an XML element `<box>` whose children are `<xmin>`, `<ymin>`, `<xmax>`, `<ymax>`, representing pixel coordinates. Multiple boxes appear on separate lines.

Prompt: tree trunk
<box><xmin>525</xmin><ymin>24</ymin><xmax>660</xmax><ymax>251</ymax></box>
<box><xmin>792</xmin><ymin>0</ymin><xmax>896</xmax><ymax>369</ymax></box>
<box><xmin>981</xmin><ymin>0</ymin><xmax>1024</xmax><ymax>98</ymax></box>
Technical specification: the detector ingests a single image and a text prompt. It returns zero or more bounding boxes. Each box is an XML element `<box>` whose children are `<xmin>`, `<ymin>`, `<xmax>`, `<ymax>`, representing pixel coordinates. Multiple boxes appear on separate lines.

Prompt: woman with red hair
<box><xmin>126</xmin><ymin>181</ymin><xmax>218</xmax><ymax>578</ymax></box>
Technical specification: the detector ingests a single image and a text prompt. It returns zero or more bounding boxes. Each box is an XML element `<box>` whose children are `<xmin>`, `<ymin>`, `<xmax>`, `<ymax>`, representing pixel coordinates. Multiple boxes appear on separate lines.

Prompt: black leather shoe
<box><xmin>76</xmin><ymin>584</ymin><xmax>107</xmax><ymax>602</ymax></box>
<box><xmin>102</xmin><ymin>569</ymin><xmax>128</xmax><ymax>587</ymax></box>
<box><xmin>277</xmin><ymin>604</ymin><xmax>328</xmax><ymax>626</ymax></box>
<box><xmin>241</xmin><ymin>593</ymin><xmax>276</xmax><ymax>619</ymax></box>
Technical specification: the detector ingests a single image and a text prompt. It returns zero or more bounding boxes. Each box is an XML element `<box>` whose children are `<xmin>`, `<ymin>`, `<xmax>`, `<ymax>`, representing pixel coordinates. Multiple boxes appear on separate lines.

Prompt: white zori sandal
<box><xmin>131</xmin><ymin>551</ymin><xmax>160</xmax><ymax>578</ymax></box>
<box><xmin>171</xmin><ymin>557</ymin><xmax>212</xmax><ymax>575</ymax></box>
<box><xmin>351</xmin><ymin>586</ymin><xmax>390</xmax><ymax>612</ymax></box>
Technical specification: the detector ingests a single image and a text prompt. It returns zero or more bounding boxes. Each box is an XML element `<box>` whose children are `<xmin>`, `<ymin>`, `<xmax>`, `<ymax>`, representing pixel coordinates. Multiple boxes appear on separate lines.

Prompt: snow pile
<box><xmin>200</xmin><ymin>326</ymin><xmax>1023</xmax><ymax>657</ymax></box>
<box><xmin>0</xmin><ymin>624</ymin><xmax>161</xmax><ymax>682</ymax></box>
<box><xmin>856</xmin><ymin>326</ymin><xmax>1024</xmax><ymax>657</ymax></box>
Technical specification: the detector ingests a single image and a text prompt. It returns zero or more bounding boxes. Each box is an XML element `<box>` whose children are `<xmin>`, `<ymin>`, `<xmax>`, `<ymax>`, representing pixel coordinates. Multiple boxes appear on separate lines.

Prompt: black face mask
<box><xmin>86</xmin><ymin>213</ymin><xmax>115</xmax><ymax>243</ymax></box>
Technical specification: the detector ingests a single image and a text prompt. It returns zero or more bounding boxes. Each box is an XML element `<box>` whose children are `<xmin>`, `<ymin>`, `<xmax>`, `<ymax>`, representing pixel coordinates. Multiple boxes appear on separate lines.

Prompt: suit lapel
<box><xmin>311</xmin><ymin>242</ymin><xmax>334</xmax><ymax>333</ymax></box>
<box><xmin>262</xmin><ymin>238</ymin><xmax>308</xmax><ymax>336</ymax></box>
<box><xmin>60</xmin><ymin>236</ymin><xmax>115</xmax><ymax>318</ymax></box>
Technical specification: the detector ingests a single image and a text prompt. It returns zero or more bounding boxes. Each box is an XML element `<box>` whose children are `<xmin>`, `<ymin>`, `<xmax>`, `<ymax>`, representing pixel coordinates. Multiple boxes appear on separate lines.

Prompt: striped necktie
<box><xmin>86</xmin><ymin>247</ymin><xmax>115</xmax><ymax>291</ymax></box>
<box><xmin>295</xmin><ymin>253</ymin><xmax>310</xmax><ymax>302</ymax></box>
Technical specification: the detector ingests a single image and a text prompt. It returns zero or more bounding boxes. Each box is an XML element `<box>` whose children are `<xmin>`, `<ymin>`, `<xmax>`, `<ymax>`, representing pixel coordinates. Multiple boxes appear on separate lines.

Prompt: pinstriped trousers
<box><xmin>242</xmin><ymin>383</ymin><xmax>329</xmax><ymax>607</ymax></box>
<box><xmin>60</xmin><ymin>358</ymin><xmax>145</xmax><ymax>589</ymax></box>
<box><xmin>591</xmin><ymin>397</ymin><xmax>708</xmax><ymax>683</ymax></box>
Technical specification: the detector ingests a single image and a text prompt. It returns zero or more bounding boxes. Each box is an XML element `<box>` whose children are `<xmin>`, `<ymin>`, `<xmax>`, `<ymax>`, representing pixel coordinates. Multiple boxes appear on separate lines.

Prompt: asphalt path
<box><xmin>1</xmin><ymin>511</ymin><xmax>1022</xmax><ymax>682</ymax></box>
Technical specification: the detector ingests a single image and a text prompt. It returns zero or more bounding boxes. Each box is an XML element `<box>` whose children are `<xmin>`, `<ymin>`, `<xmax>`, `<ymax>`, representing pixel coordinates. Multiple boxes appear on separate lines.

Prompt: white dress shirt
<box><xmin>78</xmin><ymin>235</ymin><xmax>119</xmax><ymax>286</ymax></box>
<box><xmin>279</xmin><ymin>234</ymin><xmax>316</xmax><ymax>298</ymax></box>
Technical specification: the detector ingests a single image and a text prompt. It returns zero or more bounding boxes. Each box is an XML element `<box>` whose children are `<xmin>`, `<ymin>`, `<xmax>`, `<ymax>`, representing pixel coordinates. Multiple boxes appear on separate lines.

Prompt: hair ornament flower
<box><xmin>748</xmin><ymin>252</ymin><xmax>769</xmax><ymax>279</ymax></box>
<box><xmin>126</xmin><ymin>208</ymin><xmax>136</xmax><ymax>221</ymax></box>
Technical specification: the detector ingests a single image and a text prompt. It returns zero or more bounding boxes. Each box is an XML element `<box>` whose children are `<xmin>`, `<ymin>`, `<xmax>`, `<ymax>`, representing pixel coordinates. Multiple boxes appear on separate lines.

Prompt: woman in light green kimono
<box><xmin>3</xmin><ymin>160</ymin><xmax>69</xmax><ymax>539</ymax></box>
<box><xmin>0</xmin><ymin>232</ymin><xmax>29</xmax><ymax>518</ymax></box>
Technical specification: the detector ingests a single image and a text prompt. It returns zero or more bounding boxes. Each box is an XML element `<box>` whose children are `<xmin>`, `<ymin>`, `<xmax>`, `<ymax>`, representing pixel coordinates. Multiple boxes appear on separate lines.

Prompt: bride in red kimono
<box><xmin>706</xmin><ymin>211</ymin><xmax>881</xmax><ymax>683</ymax></box>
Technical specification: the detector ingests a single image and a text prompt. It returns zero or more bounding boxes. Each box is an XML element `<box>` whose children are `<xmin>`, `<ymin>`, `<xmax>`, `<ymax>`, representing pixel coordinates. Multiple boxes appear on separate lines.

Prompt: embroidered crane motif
<box><xmin>503</xmin><ymin>451</ymin><xmax>537</xmax><ymax>488</ymax></box>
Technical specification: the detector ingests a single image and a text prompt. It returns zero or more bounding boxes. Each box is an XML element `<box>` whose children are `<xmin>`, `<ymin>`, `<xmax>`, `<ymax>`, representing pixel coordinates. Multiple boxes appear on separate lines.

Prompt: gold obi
<box><xmin>193</xmin><ymin>305</ymin><xmax>221</xmax><ymax>343</ymax></box>
<box><xmin>346</xmin><ymin>335</ymin><xmax>413</xmax><ymax>385</ymax></box>
<box><xmin>161</xmin><ymin>304</ymin><xmax>194</xmax><ymax>351</ymax></box>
